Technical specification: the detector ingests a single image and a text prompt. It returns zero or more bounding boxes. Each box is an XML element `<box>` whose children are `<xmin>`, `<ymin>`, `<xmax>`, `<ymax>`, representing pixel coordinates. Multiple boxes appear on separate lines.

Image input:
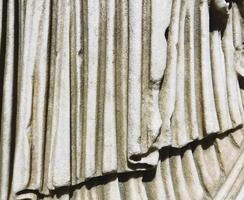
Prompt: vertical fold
<box><xmin>0</xmin><ymin>0</ymin><xmax>16</xmax><ymax>198</ymax></box>
<box><xmin>103</xmin><ymin>0</ymin><xmax>117</xmax><ymax>174</ymax></box>
<box><xmin>223</xmin><ymin>8</ymin><xmax>243</xmax><ymax>128</ymax></box>
<box><xmin>115</xmin><ymin>0</ymin><xmax>129</xmax><ymax>172</ymax></box>
<box><xmin>74</xmin><ymin>0</ymin><xmax>82</xmax><ymax>181</ymax></box>
<box><xmin>182</xmin><ymin>148</ymin><xmax>204</xmax><ymax>200</ymax></box>
<box><xmin>70</xmin><ymin>0</ymin><xmax>78</xmax><ymax>185</ymax></box>
<box><xmin>93</xmin><ymin>0</ymin><xmax>107</xmax><ymax>177</ymax></box>
<box><xmin>184</xmin><ymin>0</ymin><xmax>199</xmax><ymax>142</ymax></box>
<box><xmin>124</xmin><ymin>177</ymin><xmax>148</xmax><ymax>200</ymax></box>
<box><xmin>83</xmin><ymin>0</ymin><xmax>100</xmax><ymax>178</ymax></box>
<box><xmin>170</xmin><ymin>150</ymin><xmax>191</xmax><ymax>200</ymax></box>
<box><xmin>12</xmin><ymin>0</ymin><xmax>36</xmax><ymax>192</ymax></box>
<box><xmin>194</xmin><ymin>0</ymin><xmax>204</xmax><ymax>139</ymax></box>
<box><xmin>144</xmin><ymin>163</ymin><xmax>167</xmax><ymax>200</ymax></box>
<box><xmin>199</xmin><ymin>0</ymin><xmax>219</xmax><ymax>135</ymax></box>
<box><xmin>28</xmin><ymin>0</ymin><xmax>50</xmax><ymax>190</ymax></box>
<box><xmin>43</xmin><ymin>0</ymin><xmax>57</xmax><ymax>193</ymax></box>
<box><xmin>147</xmin><ymin>0</ymin><xmax>172</xmax><ymax>147</ymax></box>
<box><xmin>171</xmin><ymin>0</ymin><xmax>188</xmax><ymax>147</ymax></box>
<box><xmin>140</xmin><ymin>0</ymin><xmax>151</xmax><ymax>154</ymax></box>
<box><xmin>128</xmin><ymin>0</ymin><xmax>143</xmax><ymax>157</ymax></box>
<box><xmin>210</xmin><ymin>30</ymin><xmax>232</xmax><ymax>131</ymax></box>
<box><xmin>160</xmin><ymin>149</ymin><xmax>176</xmax><ymax>200</ymax></box>
<box><xmin>74</xmin><ymin>0</ymin><xmax>83</xmax><ymax>182</ymax></box>
<box><xmin>193</xmin><ymin>145</ymin><xmax>219</xmax><ymax>196</ymax></box>
<box><xmin>103</xmin><ymin>178</ymin><xmax>121</xmax><ymax>200</ymax></box>
<box><xmin>48</xmin><ymin>0</ymin><xmax>71</xmax><ymax>188</ymax></box>
<box><xmin>202</xmin><ymin>145</ymin><xmax>221</xmax><ymax>196</ymax></box>
<box><xmin>156</xmin><ymin>0</ymin><xmax>180</xmax><ymax>148</ymax></box>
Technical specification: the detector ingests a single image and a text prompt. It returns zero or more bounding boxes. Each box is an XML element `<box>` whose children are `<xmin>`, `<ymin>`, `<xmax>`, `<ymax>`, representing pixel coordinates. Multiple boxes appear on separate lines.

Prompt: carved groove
<box><xmin>0</xmin><ymin>0</ymin><xmax>243</xmax><ymax>199</ymax></box>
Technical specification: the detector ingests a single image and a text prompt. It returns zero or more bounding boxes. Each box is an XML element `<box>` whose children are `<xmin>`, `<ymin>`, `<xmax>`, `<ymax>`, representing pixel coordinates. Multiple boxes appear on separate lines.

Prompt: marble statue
<box><xmin>0</xmin><ymin>0</ymin><xmax>243</xmax><ymax>199</ymax></box>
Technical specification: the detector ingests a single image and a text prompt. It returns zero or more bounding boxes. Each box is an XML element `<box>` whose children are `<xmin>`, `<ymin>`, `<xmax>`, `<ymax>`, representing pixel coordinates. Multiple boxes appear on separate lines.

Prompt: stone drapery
<box><xmin>0</xmin><ymin>0</ymin><xmax>244</xmax><ymax>199</ymax></box>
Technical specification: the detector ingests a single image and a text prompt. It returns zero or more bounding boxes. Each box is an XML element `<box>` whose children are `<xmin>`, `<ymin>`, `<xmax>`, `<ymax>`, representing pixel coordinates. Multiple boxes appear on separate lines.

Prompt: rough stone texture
<box><xmin>0</xmin><ymin>0</ymin><xmax>244</xmax><ymax>199</ymax></box>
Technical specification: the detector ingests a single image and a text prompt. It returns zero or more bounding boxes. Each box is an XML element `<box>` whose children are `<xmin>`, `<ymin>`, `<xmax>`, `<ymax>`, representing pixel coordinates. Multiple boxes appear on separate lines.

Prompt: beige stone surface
<box><xmin>0</xmin><ymin>0</ymin><xmax>243</xmax><ymax>199</ymax></box>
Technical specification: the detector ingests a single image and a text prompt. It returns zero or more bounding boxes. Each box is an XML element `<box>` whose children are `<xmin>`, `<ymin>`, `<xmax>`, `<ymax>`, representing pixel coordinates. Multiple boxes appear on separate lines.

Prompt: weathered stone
<box><xmin>0</xmin><ymin>0</ymin><xmax>243</xmax><ymax>199</ymax></box>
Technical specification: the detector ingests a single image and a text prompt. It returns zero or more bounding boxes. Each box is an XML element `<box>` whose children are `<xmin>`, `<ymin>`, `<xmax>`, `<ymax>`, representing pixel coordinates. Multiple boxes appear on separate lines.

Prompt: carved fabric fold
<box><xmin>0</xmin><ymin>0</ymin><xmax>243</xmax><ymax>196</ymax></box>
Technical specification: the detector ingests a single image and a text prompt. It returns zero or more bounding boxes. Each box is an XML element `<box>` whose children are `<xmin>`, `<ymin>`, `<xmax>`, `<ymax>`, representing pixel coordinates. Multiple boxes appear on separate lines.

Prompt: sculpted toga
<box><xmin>0</xmin><ymin>0</ymin><xmax>243</xmax><ymax>199</ymax></box>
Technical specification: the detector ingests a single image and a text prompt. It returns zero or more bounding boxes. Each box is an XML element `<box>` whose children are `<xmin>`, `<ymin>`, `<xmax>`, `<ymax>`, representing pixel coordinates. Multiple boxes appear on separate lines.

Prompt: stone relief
<box><xmin>0</xmin><ymin>0</ymin><xmax>243</xmax><ymax>199</ymax></box>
